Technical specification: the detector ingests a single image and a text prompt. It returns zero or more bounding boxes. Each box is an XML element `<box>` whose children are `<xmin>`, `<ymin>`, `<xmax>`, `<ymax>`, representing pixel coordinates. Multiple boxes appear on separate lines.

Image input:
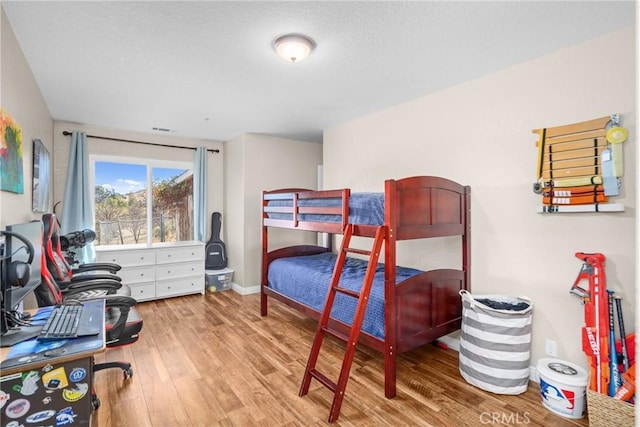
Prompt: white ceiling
<box><xmin>3</xmin><ymin>1</ymin><xmax>636</xmax><ymax>143</ymax></box>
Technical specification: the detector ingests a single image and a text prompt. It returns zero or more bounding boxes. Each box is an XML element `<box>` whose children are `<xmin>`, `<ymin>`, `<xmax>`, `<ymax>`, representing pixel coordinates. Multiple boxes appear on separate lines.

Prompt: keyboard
<box><xmin>37</xmin><ymin>303</ymin><xmax>102</xmax><ymax>341</ymax></box>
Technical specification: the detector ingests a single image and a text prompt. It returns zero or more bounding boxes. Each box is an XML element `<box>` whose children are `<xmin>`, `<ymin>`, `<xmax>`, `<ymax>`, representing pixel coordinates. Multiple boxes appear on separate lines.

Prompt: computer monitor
<box><xmin>0</xmin><ymin>220</ymin><xmax>44</xmax><ymax>346</ymax></box>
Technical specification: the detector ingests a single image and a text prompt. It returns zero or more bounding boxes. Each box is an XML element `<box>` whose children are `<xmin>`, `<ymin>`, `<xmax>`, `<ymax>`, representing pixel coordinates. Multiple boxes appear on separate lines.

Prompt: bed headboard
<box><xmin>385</xmin><ymin>176</ymin><xmax>471</xmax><ymax>241</ymax></box>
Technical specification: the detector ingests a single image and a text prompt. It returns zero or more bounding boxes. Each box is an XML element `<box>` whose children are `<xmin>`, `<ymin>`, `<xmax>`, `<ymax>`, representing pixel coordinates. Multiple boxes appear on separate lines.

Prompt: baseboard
<box><xmin>530</xmin><ymin>365</ymin><xmax>540</xmax><ymax>383</ymax></box>
<box><xmin>231</xmin><ymin>283</ymin><xmax>260</xmax><ymax>295</ymax></box>
<box><xmin>437</xmin><ymin>332</ymin><xmax>461</xmax><ymax>351</ymax></box>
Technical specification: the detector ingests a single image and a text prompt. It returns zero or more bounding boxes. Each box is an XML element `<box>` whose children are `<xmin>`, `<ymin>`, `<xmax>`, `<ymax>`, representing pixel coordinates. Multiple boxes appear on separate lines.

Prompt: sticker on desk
<box><xmin>0</xmin><ymin>390</ymin><xmax>9</xmax><ymax>409</ymax></box>
<box><xmin>0</xmin><ymin>373</ymin><xmax>21</xmax><ymax>382</ymax></box>
<box><xmin>26</xmin><ymin>409</ymin><xmax>56</xmax><ymax>423</ymax></box>
<box><xmin>5</xmin><ymin>397</ymin><xmax>30</xmax><ymax>418</ymax></box>
<box><xmin>12</xmin><ymin>370</ymin><xmax>40</xmax><ymax>396</ymax></box>
<box><xmin>56</xmin><ymin>406</ymin><xmax>78</xmax><ymax>425</ymax></box>
<box><xmin>69</xmin><ymin>367</ymin><xmax>86</xmax><ymax>383</ymax></box>
<box><xmin>62</xmin><ymin>383</ymin><xmax>88</xmax><ymax>402</ymax></box>
<box><xmin>42</xmin><ymin>367</ymin><xmax>68</xmax><ymax>392</ymax></box>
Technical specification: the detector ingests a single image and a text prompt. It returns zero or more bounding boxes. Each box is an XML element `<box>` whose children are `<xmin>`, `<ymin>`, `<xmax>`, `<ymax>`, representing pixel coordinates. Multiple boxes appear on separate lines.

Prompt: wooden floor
<box><xmin>92</xmin><ymin>291</ymin><xmax>590</xmax><ymax>426</ymax></box>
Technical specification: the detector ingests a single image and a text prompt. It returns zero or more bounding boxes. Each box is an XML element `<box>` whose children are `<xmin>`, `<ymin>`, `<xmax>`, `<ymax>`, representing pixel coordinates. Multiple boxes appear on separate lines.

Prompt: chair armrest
<box><xmin>68</xmin><ymin>273</ymin><xmax>122</xmax><ymax>283</ymax></box>
<box><xmin>102</xmin><ymin>295</ymin><xmax>138</xmax><ymax>340</ymax></box>
<box><xmin>74</xmin><ymin>262</ymin><xmax>122</xmax><ymax>274</ymax></box>
<box><xmin>103</xmin><ymin>294</ymin><xmax>137</xmax><ymax>307</ymax></box>
<box><xmin>62</xmin><ymin>280</ymin><xmax>122</xmax><ymax>297</ymax></box>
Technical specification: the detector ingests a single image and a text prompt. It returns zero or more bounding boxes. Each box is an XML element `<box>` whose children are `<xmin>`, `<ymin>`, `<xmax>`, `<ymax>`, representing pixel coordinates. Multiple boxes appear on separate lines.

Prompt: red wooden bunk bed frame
<box><xmin>261</xmin><ymin>175</ymin><xmax>471</xmax><ymax>398</ymax></box>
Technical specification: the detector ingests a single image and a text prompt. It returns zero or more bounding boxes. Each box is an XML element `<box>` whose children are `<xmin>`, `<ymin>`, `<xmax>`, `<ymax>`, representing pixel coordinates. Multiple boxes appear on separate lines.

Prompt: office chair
<box><xmin>41</xmin><ymin>214</ymin><xmax>130</xmax><ymax>299</ymax></box>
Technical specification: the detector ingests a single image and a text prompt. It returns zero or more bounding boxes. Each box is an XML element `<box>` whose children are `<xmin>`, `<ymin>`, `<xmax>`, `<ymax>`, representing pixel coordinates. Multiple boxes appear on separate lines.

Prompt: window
<box><xmin>91</xmin><ymin>157</ymin><xmax>194</xmax><ymax>246</ymax></box>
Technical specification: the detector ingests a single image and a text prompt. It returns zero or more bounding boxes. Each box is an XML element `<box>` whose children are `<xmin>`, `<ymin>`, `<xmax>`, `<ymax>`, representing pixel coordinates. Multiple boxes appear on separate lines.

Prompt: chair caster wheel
<box><xmin>123</xmin><ymin>367</ymin><xmax>133</xmax><ymax>380</ymax></box>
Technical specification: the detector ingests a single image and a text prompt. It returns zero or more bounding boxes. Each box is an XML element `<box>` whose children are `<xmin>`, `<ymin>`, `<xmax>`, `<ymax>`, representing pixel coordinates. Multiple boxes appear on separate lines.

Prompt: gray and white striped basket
<box><xmin>458</xmin><ymin>290</ymin><xmax>533</xmax><ymax>395</ymax></box>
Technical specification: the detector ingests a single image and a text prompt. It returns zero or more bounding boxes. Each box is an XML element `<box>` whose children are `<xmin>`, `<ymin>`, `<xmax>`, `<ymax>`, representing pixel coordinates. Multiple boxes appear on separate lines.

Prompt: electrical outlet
<box><xmin>545</xmin><ymin>339</ymin><xmax>557</xmax><ymax>357</ymax></box>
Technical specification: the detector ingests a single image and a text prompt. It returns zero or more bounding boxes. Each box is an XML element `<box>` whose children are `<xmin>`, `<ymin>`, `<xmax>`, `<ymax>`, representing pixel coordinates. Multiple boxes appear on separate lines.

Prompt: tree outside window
<box><xmin>92</xmin><ymin>160</ymin><xmax>193</xmax><ymax>246</ymax></box>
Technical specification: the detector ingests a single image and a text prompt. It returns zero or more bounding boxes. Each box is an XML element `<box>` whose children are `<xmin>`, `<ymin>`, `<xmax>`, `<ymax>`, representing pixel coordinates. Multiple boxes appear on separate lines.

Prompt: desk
<box><xmin>0</xmin><ymin>300</ymin><xmax>105</xmax><ymax>425</ymax></box>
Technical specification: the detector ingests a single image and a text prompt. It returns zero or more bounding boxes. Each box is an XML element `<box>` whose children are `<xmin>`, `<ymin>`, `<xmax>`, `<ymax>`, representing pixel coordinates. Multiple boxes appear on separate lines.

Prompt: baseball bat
<box><xmin>608</xmin><ymin>290</ymin><xmax>621</xmax><ymax>396</ymax></box>
<box><xmin>614</xmin><ymin>296</ymin><xmax>630</xmax><ymax>372</ymax></box>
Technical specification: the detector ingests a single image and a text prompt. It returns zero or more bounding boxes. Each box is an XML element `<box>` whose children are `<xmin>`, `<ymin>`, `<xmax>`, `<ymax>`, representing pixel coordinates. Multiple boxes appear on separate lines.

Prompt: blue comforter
<box><xmin>268</xmin><ymin>252</ymin><xmax>422</xmax><ymax>339</ymax></box>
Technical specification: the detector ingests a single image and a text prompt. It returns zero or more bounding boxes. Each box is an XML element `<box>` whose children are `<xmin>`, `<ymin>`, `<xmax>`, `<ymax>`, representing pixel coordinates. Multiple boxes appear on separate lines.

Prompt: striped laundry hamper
<box><xmin>458</xmin><ymin>290</ymin><xmax>533</xmax><ymax>394</ymax></box>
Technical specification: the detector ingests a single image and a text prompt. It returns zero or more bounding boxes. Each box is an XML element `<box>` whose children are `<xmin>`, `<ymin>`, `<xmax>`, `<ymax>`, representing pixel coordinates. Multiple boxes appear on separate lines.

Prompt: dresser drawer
<box><xmin>156</xmin><ymin>276</ymin><xmax>203</xmax><ymax>298</ymax></box>
<box><xmin>155</xmin><ymin>261</ymin><xmax>202</xmax><ymax>280</ymax></box>
<box><xmin>119</xmin><ymin>265</ymin><xmax>156</xmax><ymax>284</ymax></box>
<box><xmin>128</xmin><ymin>282</ymin><xmax>156</xmax><ymax>301</ymax></box>
<box><xmin>155</xmin><ymin>245</ymin><xmax>203</xmax><ymax>264</ymax></box>
<box><xmin>97</xmin><ymin>249</ymin><xmax>155</xmax><ymax>267</ymax></box>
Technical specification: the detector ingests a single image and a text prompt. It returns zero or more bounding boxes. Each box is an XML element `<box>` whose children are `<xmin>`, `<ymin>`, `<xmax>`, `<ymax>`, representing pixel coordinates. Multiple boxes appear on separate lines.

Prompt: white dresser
<box><xmin>96</xmin><ymin>241</ymin><xmax>205</xmax><ymax>301</ymax></box>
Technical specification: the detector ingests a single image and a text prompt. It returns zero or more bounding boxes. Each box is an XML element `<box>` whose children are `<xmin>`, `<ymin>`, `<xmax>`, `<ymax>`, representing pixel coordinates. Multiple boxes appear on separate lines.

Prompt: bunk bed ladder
<box><xmin>299</xmin><ymin>223</ymin><xmax>386</xmax><ymax>423</ymax></box>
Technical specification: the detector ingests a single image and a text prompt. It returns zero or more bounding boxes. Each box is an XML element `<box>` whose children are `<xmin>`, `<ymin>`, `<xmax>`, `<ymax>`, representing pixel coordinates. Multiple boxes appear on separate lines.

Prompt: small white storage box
<box><xmin>205</xmin><ymin>268</ymin><xmax>234</xmax><ymax>292</ymax></box>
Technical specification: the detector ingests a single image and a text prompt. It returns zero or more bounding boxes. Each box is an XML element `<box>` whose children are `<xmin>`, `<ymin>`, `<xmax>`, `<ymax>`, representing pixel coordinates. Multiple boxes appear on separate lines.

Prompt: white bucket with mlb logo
<box><xmin>537</xmin><ymin>358</ymin><xmax>588</xmax><ymax>419</ymax></box>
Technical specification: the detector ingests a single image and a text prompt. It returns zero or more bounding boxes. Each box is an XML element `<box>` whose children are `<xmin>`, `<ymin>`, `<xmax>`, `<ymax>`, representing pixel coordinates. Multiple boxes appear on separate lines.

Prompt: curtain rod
<box><xmin>62</xmin><ymin>131</ymin><xmax>220</xmax><ymax>153</ymax></box>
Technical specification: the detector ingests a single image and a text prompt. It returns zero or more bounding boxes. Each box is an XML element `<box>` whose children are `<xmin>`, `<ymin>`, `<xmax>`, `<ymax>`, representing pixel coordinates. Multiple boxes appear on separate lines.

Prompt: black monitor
<box><xmin>1</xmin><ymin>220</ymin><xmax>44</xmax><ymax>346</ymax></box>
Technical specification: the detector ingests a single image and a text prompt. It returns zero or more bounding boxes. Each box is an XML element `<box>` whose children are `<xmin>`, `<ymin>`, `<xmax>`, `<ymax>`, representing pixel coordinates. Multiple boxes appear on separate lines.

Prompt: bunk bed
<box><xmin>261</xmin><ymin>175</ymin><xmax>471</xmax><ymax>399</ymax></box>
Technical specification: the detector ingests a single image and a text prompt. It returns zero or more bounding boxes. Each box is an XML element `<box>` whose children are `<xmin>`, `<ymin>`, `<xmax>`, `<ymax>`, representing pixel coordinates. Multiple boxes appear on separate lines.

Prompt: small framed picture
<box><xmin>32</xmin><ymin>138</ymin><xmax>51</xmax><ymax>212</ymax></box>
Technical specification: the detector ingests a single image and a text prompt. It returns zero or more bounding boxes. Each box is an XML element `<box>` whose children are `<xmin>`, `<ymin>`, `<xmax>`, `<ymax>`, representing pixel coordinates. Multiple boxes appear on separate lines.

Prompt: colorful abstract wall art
<box><xmin>0</xmin><ymin>108</ymin><xmax>24</xmax><ymax>194</ymax></box>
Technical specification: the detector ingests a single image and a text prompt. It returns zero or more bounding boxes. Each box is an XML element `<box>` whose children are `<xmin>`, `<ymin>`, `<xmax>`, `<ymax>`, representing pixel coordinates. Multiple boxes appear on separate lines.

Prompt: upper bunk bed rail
<box><xmin>262</xmin><ymin>188</ymin><xmax>350</xmax><ymax>233</ymax></box>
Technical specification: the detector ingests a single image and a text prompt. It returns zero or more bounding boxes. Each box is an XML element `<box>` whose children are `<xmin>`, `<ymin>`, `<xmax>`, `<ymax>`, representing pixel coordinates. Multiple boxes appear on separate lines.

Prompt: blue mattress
<box><xmin>267</xmin><ymin>192</ymin><xmax>384</xmax><ymax>225</ymax></box>
<box><xmin>268</xmin><ymin>252</ymin><xmax>422</xmax><ymax>339</ymax></box>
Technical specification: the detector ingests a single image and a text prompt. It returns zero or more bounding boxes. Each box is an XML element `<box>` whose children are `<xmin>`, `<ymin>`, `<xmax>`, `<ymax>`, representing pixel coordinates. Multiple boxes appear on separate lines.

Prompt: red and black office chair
<box><xmin>41</xmin><ymin>214</ymin><xmax>130</xmax><ymax>299</ymax></box>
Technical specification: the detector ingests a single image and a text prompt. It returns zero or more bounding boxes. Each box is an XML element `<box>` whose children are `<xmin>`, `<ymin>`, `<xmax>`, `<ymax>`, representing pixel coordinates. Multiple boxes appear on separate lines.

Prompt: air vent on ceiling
<box><xmin>152</xmin><ymin>127</ymin><xmax>172</xmax><ymax>132</ymax></box>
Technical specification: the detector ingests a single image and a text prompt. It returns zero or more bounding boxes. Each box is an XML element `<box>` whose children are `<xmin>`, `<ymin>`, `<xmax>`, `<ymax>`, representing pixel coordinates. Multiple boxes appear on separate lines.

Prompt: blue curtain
<box><xmin>193</xmin><ymin>147</ymin><xmax>208</xmax><ymax>241</ymax></box>
<box><xmin>61</xmin><ymin>131</ymin><xmax>94</xmax><ymax>263</ymax></box>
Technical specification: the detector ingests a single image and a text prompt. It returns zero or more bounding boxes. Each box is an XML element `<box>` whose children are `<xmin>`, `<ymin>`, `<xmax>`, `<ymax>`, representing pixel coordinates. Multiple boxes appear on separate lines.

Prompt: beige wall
<box><xmin>224</xmin><ymin>133</ymin><xmax>322</xmax><ymax>291</ymax></box>
<box><xmin>223</xmin><ymin>133</ymin><xmax>245</xmax><ymax>286</ymax></box>
<box><xmin>0</xmin><ymin>8</ymin><xmax>53</xmax><ymax>227</ymax></box>
<box><xmin>324</xmin><ymin>27</ymin><xmax>636</xmax><ymax>369</ymax></box>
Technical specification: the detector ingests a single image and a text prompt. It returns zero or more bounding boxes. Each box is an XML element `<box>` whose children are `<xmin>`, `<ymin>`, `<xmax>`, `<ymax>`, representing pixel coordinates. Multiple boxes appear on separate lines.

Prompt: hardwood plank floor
<box><xmin>92</xmin><ymin>291</ymin><xmax>590</xmax><ymax>426</ymax></box>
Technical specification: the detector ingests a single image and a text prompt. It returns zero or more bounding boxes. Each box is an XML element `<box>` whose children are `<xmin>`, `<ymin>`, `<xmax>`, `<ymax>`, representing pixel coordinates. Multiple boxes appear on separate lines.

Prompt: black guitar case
<box><xmin>205</xmin><ymin>212</ymin><xmax>228</xmax><ymax>269</ymax></box>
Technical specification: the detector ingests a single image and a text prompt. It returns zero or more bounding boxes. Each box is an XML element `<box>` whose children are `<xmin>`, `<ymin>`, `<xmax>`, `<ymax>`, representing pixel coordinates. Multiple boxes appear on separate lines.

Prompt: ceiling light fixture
<box><xmin>273</xmin><ymin>34</ymin><xmax>315</xmax><ymax>63</ymax></box>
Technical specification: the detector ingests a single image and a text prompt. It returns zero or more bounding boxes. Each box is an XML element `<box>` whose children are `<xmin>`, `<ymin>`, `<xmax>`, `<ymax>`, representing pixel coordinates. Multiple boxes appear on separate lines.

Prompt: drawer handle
<box><xmin>140</xmin><ymin>273</ymin><xmax>144</xmax><ymax>277</ymax></box>
<box><xmin>111</xmin><ymin>259</ymin><xmax>116</xmax><ymax>262</ymax></box>
<box><xmin>167</xmin><ymin>270</ymin><xmax>171</xmax><ymax>274</ymax></box>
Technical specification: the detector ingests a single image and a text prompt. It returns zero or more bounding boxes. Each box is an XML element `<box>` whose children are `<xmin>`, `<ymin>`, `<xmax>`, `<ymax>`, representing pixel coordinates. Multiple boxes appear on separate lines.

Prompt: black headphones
<box><xmin>0</xmin><ymin>230</ymin><xmax>34</xmax><ymax>287</ymax></box>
